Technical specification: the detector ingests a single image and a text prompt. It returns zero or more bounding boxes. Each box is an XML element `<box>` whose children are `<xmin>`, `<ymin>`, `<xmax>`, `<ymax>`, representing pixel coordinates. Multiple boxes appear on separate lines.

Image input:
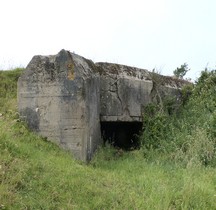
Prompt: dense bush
<box><xmin>141</xmin><ymin>69</ymin><xmax>216</xmax><ymax>167</ymax></box>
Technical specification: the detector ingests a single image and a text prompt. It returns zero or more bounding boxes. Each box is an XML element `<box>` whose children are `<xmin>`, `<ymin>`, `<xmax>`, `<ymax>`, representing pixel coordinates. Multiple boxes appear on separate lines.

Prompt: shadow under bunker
<box><xmin>101</xmin><ymin>122</ymin><xmax>142</xmax><ymax>150</ymax></box>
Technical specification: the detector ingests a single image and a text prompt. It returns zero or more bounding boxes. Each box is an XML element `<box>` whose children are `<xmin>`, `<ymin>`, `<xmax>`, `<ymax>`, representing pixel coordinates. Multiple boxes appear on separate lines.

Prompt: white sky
<box><xmin>0</xmin><ymin>0</ymin><xmax>216</xmax><ymax>80</ymax></box>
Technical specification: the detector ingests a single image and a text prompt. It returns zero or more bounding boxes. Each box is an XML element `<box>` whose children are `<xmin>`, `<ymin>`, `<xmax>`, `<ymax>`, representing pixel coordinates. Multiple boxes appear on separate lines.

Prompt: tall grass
<box><xmin>0</xmin><ymin>68</ymin><xmax>215</xmax><ymax>209</ymax></box>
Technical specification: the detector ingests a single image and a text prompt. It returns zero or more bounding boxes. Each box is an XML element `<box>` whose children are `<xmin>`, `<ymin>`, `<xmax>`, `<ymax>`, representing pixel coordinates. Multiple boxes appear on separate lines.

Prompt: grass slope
<box><xmin>0</xmin><ymin>68</ymin><xmax>216</xmax><ymax>209</ymax></box>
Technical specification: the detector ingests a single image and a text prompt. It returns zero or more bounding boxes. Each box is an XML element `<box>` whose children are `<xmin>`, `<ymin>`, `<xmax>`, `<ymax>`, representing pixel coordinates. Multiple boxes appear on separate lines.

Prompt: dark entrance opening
<box><xmin>101</xmin><ymin>122</ymin><xmax>142</xmax><ymax>150</ymax></box>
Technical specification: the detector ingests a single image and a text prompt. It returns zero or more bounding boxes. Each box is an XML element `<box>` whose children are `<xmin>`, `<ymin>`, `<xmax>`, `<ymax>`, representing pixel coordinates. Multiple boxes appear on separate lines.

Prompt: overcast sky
<box><xmin>1</xmin><ymin>0</ymin><xmax>216</xmax><ymax>80</ymax></box>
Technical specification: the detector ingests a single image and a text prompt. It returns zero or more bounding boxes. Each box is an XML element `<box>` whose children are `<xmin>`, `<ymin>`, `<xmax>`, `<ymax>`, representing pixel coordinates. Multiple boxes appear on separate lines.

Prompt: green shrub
<box><xmin>173</xmin><ymin>63</ymin><xmax>190</xmax><ymax>79</ymax></box>
<box><xmin>141</xmin><ymin>103</ymin><xmax>171</xmax><ymax>150</ymax></box>
<box><xmin>173</xmin><ymin>128</ymin><xmax>216</xmax><ymax>167</ymax></box>
<box><xmin>141</xmin><ymin>68</ymin><xmax>216</xmax><ymax>167</ymax></box>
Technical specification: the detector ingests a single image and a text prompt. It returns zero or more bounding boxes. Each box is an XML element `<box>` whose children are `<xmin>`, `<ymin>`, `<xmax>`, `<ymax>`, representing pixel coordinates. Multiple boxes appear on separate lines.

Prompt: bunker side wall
<box><xmin>18</xmin><ymin>77</ymin><xmax>90</xmax><ymax>160</ymax></box>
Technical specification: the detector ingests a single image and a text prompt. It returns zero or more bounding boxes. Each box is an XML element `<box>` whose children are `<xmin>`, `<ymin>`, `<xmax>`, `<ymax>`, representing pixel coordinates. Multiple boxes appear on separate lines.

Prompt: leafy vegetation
<box><xmin>141</xmin><ymin>68</ymin><xmax>216</xmax><ymax>167</ymax></box>
<box><xmin>0</xmin><ymin>68</ymin><xmax>216</xmax><ymax>209</ymax></box>
<box><xmin>173</xmin><ymin>63</ymin><xmax>190</xmax><ymax>79</ymax></box>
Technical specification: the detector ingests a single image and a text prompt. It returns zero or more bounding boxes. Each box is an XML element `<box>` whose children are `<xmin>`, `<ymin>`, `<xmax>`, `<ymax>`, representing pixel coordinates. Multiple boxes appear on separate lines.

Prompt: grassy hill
<box><xmin>0</xmin><ymin>68</ymin><xmax>216</xmax><ymax>209</ymax></box>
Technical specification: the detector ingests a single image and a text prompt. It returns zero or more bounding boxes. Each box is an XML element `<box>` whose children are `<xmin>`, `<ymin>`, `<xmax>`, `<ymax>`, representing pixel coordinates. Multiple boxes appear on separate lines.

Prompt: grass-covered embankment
<box><xmin>0</xmin><ymin>68</ymin><xmax>216</xmax><ymax>209</ymax></box>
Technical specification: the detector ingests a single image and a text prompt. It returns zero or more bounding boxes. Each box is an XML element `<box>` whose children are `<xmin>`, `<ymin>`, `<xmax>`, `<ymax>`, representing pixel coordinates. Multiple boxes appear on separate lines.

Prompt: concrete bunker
<box><xmin>101</xmin><ymin>121</ymin><xmax>142</xmax><ymax>150</ymax></box>
<box><xmin>18</xmin><ymin>49</ymin><xmax>189</xmax><ymax>161</ymax></box>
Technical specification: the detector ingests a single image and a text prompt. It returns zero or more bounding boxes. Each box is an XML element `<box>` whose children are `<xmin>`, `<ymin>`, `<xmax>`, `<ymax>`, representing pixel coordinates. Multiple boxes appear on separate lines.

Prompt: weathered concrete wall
<box><xmin>97</xmin><ymin>63</ymin><xmax>153</xmax><ymax>122</ymax></box>
<box><xmin>18</xmin><ymin>49</ymin><xmax>188</xmax><ymax>161</ymax></box>
<box><xmin>97</xmin><ymin>62</ymin><xmax>183</xmax><ymax>122</ymax></box>
<box><xmin>18</xmin><ymin>50</ymin><xmax>101</xmax><ymax>161</ymax></box>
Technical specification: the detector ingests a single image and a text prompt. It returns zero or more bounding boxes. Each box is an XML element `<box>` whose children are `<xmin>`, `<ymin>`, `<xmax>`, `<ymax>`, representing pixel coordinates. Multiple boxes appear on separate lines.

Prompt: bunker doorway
<box><xmin>101</xmin><ymin>122</ymin><xmax>142</xmax><ymax>150</ymax></box>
